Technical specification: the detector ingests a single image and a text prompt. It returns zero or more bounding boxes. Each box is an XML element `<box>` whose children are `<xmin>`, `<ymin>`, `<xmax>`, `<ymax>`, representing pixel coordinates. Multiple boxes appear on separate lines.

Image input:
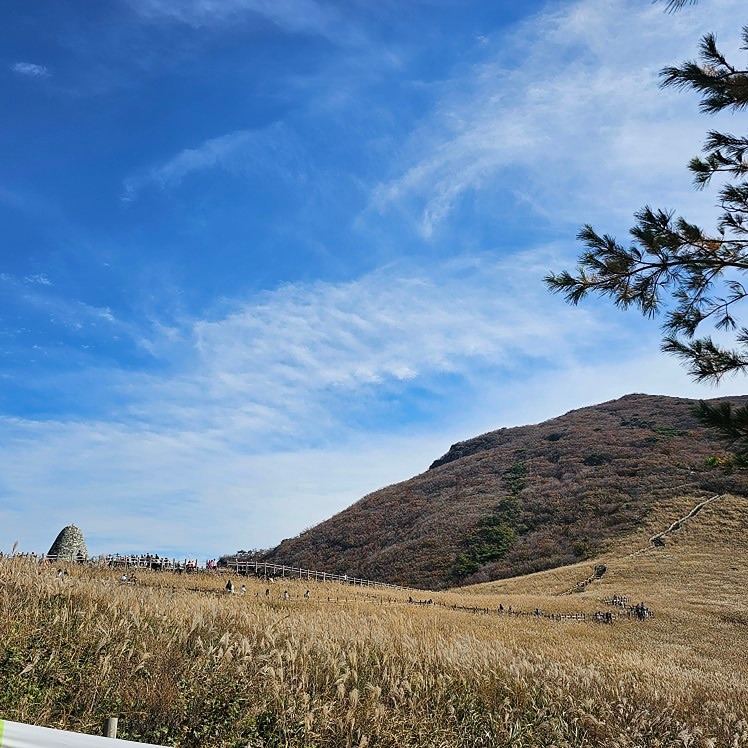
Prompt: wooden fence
<box><xmin>223</xmin><ymin>559</ymin><xmax>410</xmax><ymax>591</ymax></box>
<box><xmin>40</xmin><ymin>553</ymin><xmax>411</xmax><ymax>592</ymax></box>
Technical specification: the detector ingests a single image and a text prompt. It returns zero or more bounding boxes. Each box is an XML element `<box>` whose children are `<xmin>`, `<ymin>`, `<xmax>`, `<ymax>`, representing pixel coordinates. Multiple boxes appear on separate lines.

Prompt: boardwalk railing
<box><xmin>38</xmin><ymin>553</ymin><xmax>412</xmax><ymax>592</ymax></box>
<box><xmin>224</xmin><ymin>559</ymin><xmax>409</xmax><ymax>591</ymax></box>
<box><xmin>43</xmin><ymin>554</ymin><xmax>199</xmax><ymax>572</ymax></box>
<box><xmin>410</xmin><ymin>600</ymin><xmax>653</xmax><ymax>622</ymax></box>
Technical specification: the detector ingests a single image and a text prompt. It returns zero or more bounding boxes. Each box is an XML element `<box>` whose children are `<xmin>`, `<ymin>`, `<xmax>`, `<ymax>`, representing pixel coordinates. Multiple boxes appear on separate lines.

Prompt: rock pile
<box><xmin>48</xmin><ymin>524</ymin><xmax>88</xmax><ymax>561</ymax></box>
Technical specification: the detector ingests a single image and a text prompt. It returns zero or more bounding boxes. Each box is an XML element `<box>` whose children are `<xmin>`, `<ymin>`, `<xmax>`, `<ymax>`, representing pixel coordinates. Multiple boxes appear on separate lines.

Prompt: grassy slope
<box><xmin>266</xmin><ymin>393</ymin><xmax>748</xmax><ymax>589</ymax></box>
<box><xmin>1</xmin><ymin>494</ymin><xmax>747</xmax><ymax>747</ymax></box>
<box><xmin>463</xmin><ymin>492</ymin><xmax>748</xmax><ymax>676</ymax></box>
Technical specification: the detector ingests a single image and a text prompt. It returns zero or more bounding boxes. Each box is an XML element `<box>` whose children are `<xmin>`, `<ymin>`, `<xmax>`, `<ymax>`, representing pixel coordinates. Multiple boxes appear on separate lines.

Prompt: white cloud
<box><xmin>12</xmin><ymin>62</ymin><xmax>50</xmax><ymax>78</ymax></box>
<box><xmin>24</xmin><ymin>274</ymin><xmax>52</xmax><ymax>286</ymax></box>
<box><xmin>125</xmin><ymin>0</ymin><xmax>355</xmax><ymax>43</ymax></box>
<box><xmin>136</xmin><ymin>250</ymin><xmax>613</xmax><ymax>437</ymax></box>
<box><xmin>371</xmin><ymin>0</ymin><xmax>745</xmax><ymax>237</ymax></box>
<box><xmin>122</xmin><ymin>123</ymin><xmax>305</xmax><ymax>200</ymax></box>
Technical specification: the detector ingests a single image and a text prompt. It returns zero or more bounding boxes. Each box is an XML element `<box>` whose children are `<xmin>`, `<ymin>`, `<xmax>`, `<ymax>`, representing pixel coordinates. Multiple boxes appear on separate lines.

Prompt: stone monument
<box><xmin>47</xmin><ymin>524</ymin><xmax>88</xmax><ymax>561</ymax></box>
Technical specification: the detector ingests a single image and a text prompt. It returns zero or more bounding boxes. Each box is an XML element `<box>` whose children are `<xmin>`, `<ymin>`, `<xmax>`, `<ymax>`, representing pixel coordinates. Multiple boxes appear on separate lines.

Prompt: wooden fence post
<box><xmin>104</xmin><ymin>717</ymin><xmax>118</xmax><ymax>738</ymax></box>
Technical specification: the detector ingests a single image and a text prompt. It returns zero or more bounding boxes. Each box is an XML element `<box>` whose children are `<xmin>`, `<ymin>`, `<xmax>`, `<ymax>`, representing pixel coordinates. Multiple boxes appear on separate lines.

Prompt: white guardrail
<box><xmin>0</xmin><ymin>720</ymin><xmax>167</xmax><ymax>748</ymax></box>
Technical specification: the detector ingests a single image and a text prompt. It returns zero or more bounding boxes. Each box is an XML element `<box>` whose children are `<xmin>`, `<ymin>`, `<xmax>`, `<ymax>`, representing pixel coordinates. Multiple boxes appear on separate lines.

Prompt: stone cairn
<box><xmin>47</xmin><ymin>525</ymin><xmax>88</xmax><ymax>561</ymax></box>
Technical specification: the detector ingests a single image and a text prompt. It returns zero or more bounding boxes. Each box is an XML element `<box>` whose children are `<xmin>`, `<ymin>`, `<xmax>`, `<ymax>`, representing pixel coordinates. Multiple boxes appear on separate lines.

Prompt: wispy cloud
<box><xmin>122</xmin><ymin>123</ymin><xmax>306</xmax><ymax>200</ymax></box>
<box><xmin>120</xmin><ymin>249</ymin><xmax>615</xmax><ymax>446</ymax></box>
<box><xmin>24</xmin><ymin>274</ymin><xmax>52</xmax><ymax>287</ymax></box>
<box><xmin>371</xmin><ymin>0</ymin><xmax>744</xmax><ymax>237</ymax></box>
<box><xmin>194</xmin><ymin>257</ymin><xmax>579</xmax><ymax>388</ymax></box>
<box><xmin>12</xmin><ymin>61</ymin><xmax>50</xmax><ymax>78</ymax></box>
<box><xmin>0</xmin><ymin>272</ymin><xmax>131</xmax><ymax>345</ymax></box>
<box><xmin>125</xmin><ymin>0</ymin><xmax>357</xmax><ymax>44</ymax></box>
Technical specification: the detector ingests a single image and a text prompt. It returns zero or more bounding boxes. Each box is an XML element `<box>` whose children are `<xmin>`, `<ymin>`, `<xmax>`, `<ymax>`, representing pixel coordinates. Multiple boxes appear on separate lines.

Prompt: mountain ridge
<box><xmin>264</xmin><ymin>393</ymin><xmax>748</xmax><ymax>589</ymax></box>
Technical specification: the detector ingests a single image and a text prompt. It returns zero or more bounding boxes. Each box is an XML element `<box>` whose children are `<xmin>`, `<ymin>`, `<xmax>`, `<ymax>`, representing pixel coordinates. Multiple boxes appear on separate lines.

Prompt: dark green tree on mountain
<box><xmin>545</xmin><ymin>4</ymin><xmax>748</xmax><ymax>464</ymax></box>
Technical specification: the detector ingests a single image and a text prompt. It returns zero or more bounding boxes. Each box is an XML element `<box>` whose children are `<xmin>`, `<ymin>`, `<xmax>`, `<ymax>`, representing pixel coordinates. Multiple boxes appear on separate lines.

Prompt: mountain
<box><xmin>264</xmin><ymin>394</ymin><xmax>748</xmax><ymax>590</ymax></box>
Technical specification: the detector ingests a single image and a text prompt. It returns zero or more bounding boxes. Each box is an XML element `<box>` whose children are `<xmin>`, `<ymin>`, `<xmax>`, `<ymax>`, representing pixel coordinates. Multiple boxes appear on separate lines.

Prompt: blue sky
<box><xmin>2</xmin><ymin>0</ymin><xmax>745</xmax><ymax>561</ymax></box>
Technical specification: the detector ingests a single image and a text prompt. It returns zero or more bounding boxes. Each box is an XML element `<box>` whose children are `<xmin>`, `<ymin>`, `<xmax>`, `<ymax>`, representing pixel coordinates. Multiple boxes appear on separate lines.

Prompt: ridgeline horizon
<box><xmin>261</xmin><ymin>393</ymin><xmax>748</xmax><ymax>589</ymax></box>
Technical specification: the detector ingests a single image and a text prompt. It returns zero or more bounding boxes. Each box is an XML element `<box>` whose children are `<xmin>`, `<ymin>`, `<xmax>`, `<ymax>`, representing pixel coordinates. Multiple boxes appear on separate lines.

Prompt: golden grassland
<box><xmin>1</xmin><ymin>494</ymin><xmax>747</xmax><ymax>747</ymax></box>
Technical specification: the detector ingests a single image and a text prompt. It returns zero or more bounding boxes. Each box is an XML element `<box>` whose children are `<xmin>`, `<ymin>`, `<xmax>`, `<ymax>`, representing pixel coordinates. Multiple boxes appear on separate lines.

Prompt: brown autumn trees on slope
<box><xmin>263</xmin><ymin>394</ymin><xmax>748</xmax><ymax>589</ymax></box>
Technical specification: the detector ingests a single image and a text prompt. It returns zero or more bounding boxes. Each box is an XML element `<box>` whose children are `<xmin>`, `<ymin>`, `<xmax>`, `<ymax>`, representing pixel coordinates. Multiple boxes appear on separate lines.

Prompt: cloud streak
<box><xmin>137</xmin><ymin>251</ymin><xmax>612</xmax><ymax>437</ymax></box>
<box><xmin>371</xmin><ymin>0</ymin><xmax>744</xmax><ymax>237</ymax></box>
<box><xmin>122</xmin><ymin>123</ymin><xmax>306</xmax><ymax>200</ymax></box>
<box><xmin>125</xmin><ymin>0</ymin><xmax>357</xmax><ymax>44</ymax></box>
<box><xmin>12</xmin><ymin>62</ymin><xmax>50</xmax><ymax>78</ymax></box>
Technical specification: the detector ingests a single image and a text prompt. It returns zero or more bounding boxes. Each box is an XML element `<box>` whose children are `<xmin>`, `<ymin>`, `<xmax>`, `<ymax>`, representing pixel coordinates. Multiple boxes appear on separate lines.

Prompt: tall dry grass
<box><xmin>1</xmin><ymin>495</ymin><xmax>747</xmax><ymax>747</ymax></box>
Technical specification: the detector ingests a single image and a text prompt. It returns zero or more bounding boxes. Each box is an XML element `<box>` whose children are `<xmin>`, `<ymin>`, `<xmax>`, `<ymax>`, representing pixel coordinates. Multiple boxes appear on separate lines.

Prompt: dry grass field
<box><xmin>1</xmin><ymin>494</ymin><xmax>747</xmax><ymax>747</ymax></box>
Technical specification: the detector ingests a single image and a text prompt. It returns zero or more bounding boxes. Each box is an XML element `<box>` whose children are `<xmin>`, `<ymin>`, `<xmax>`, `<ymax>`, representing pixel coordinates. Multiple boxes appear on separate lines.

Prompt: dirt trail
<box><xmin>629</xmin><ymin>493</ymin><xmax>723</xmax><ymax>557</ymax></box>
<box><xmin>560</xmin><ymin>494</ymin><xmax>724</xmax><ymax>594</ymax></box>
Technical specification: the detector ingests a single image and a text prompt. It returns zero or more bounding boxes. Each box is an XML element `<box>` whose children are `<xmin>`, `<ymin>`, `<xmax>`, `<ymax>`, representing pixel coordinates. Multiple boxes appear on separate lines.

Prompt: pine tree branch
<box><xmin>657</xmin><ymin>0</ymin><xmax>698</xmax><ymax>12</ymax></box>
<box><xmin>550</xmin><ymin>8</ymin><xmax>748</xmax><ymax>461</ymax></box>
<box><xmin>692</xmin><ymin>399</ymin><xmax>748</xmax><ymax>463</ymax></box>
<box><xmin>662</xmin><ymin>336</ymin><xmax>748</xmax><ymax>381</ymax></box>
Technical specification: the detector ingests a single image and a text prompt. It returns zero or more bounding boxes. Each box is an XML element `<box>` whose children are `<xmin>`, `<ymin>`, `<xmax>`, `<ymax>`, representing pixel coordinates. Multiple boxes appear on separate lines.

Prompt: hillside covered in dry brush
<box><xmin>266</xmin><ymin>394</ymin><xmax>748</xmax><ymax>589</ymax></box>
